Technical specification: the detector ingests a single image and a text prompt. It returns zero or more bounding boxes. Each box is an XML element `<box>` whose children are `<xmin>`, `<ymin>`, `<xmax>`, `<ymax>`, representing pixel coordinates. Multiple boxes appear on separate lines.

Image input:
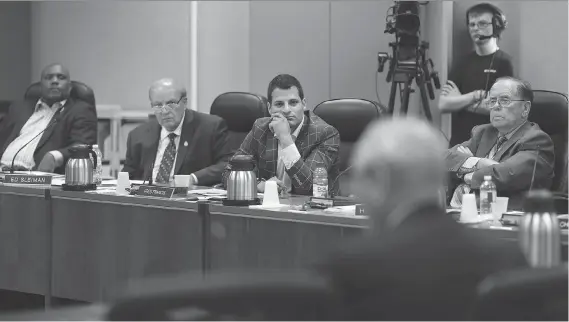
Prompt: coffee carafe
<box><xmin>62</xmin><ymin>144</ymin><xmax>97</xmax><ymax>191</ymax></box>
<box><xmin>225</xmin><ymin>155</ymin><xmax>258</xmax><ymax>205</ymax></box>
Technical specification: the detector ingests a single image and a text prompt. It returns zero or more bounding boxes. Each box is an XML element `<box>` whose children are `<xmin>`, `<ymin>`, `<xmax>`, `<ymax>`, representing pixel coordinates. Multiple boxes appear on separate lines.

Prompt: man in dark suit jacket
<box><xmin>222</xmin><ymin>74</ymin><xmax>340</xmax><ymax>196</ymax></box>
<box><xmin>122</xmin><ymin>78</ymin><xmax>232</xmax><ymax>186</ymax></box>
<box><xmin>445</xmin><ymin>77</ymin><xmax>555</xmax><ymax>210</ymax></box>
<box><xmin>0</xmin><ymin>63</ymin><xmax>97</xmax><ymax>174</ymax></box>
<box><xmin>315</xmin><ymin>118</ymin><xmax>527</xmax><ymax>320</ymax></box>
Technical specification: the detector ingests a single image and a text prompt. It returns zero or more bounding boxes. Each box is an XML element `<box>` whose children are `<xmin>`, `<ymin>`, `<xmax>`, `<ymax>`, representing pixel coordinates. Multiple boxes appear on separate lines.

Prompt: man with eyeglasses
<box><xmin>445</xmin><ymin>77</ymin><xmax>554</xmax><ymax>210</ymax></box>
<box><xmin>438</xmin><ymin>3</ymin><xmax>515</xmax><ymax>147</ymax></box>
<box><xmin>122</xmin><ymin>78</ymin><xmax>233</xmax><ymax>186</ymax></box>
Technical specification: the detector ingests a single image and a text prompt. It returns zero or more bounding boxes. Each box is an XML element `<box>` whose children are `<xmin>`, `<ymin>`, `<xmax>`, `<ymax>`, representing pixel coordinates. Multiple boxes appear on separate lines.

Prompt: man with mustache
<box><xmin>438</xmin><ymin>3</ymin><xmax>515</xmax><ymax>147</ymax></box>
<box><xmin>222</xmin><ymin>74</ymin><xmax>340</xmax><ymax>196</ymax></box>
<box><xmin>445</xmin><ymin>77</ymin><xmax>555</xmax><ymax>210</ymax></box>
<box><xmin>122</xmin><ymin>78</ymin><xmax>233</xmax><ymax>186</ymax></box>
<box><xmin>0</xmin><ymin>63</ymin><xmax>97</xmax><ymax>173</ymax></box>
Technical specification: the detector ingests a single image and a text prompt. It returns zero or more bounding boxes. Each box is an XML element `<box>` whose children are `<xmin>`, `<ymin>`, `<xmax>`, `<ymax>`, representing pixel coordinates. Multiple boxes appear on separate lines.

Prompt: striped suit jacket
<box><xmin>222</xmin><ymin>111</ymin><xmax>340</xmax><ymax>196</ymax></box>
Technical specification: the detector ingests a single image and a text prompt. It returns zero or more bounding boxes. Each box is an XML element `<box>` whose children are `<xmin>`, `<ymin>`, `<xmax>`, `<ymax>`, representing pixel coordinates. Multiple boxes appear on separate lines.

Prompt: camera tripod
<box><xmin>378</xmin><ymin>41</ymin><xmax>440</xmax><ymax>121</ymax></box>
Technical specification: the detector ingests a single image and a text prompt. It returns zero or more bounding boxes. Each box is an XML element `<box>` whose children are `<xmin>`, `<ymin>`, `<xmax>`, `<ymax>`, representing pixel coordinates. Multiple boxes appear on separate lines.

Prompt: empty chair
<box><xmin>24</xmin><ymin>81</ymin><xmax>96</xmax><ymax>107</ymax></box>
<box><xmin>210</xmin><ymin>92</ymin><xmax>269</xmax><ymax>152</ymax></box>
<box><xmin>475</xmin><ymin>264</ymin><xmax>569</xmax><ymax>321</ymax></box>
<box><xmin>106</xmin><ymin>270</ymin><xmax>339</xmax><ymax>321</ymax></box>
<box><xmin>313</xmin><ymin>98</ymin><xmax>387</xmax><ymax>196</ymax></box>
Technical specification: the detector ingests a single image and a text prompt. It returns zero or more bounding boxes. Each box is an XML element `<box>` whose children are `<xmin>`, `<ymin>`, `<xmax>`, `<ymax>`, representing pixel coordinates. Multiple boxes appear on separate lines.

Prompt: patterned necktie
<box><xmin>155</xmin><ymin>133</ymin><xmax>177</xmax><ymax>184</ymax></box>
<box><xmin>276</xmin><ymin>135</ymin><xmax>297</xmax><ymax>193</ymax></box>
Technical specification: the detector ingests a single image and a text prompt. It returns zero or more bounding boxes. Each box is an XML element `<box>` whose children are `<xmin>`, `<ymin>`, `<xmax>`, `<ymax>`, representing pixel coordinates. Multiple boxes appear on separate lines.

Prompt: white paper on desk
<box><xmin>101</xmin><ymin>179</ymin><xmax>144</xmax><ymax>186</ymax></box>
<box><xmin>188</xmin><ymin>188</ymin><xmax>227</xmax><ymax>196</ymax></box>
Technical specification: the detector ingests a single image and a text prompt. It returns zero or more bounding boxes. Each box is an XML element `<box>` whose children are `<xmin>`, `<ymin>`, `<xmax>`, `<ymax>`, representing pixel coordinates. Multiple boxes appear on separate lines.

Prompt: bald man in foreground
<box><xmin>0</xmin><ymin>63</ymin><xmax>97</xmax><ymax>173</ymax></box>
<box><xmin>315</xmin><ymin>118</ymin><xmax>527</xmax><ymax>320</ymax></box>
<box><xmin>122</xmin><ymin>78</ymin><xmax>232</xmax><ymax>186</ymax></box>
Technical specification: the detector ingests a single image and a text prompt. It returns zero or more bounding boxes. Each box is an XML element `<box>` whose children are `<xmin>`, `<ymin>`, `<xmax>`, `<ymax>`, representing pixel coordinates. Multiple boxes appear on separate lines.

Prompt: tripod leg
<box><xmin>417</xmin><ymin>78</ymin><xmax>433</xmax><ymax>121</ymax></box>
<box><xmin>388</xmin><ymin>81</ymin><xmax>397</xmax><ymax>114</ymax></box>
<box><xmin>400</xmin><ymin>80</ymin><xmax>412</xmax><ymax>115</ymax></box>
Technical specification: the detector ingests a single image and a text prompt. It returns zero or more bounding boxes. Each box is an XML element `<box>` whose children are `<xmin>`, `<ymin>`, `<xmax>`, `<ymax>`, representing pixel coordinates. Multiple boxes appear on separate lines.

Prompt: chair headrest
<box><xmin>24</xmin><ymin>81</ymin><xmax>96</xmax><ymax>106</ymax></box>
<box><xmin>529</xmin><ymin>90</ymin><xmax>568</xmax><ymax>136</ymax></box>
<box><xmin>210</xmin><ymin>92</ymin><xmax>269</xmax><ymax>132</ymax></box>
<box><xmin>313</xmin><ymin>98</ymin><xmax>387</xmax><ymax>142</ymax></box>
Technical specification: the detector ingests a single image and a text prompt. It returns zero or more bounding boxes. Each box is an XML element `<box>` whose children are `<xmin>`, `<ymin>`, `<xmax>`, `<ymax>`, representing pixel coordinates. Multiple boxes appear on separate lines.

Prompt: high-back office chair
<box><xmin>313</xmin><ymin>98</ymin><xmax>387</xmax><ymax>196</ymax></box>
<box><xmin>106</xmin><ymin>270</ymin><xmax>339</xmax><ymax>321</ymax></box>
<box><xmin>0</xmin><ymin>100</ymin><xmax>11</xmax><ymax>124</ymax></box>
<box><xmin>24</xmin><ymin>81</ymin><xmax>96</xmax><ymax>107</ymax></box>
<box><xmin>210</xmin><ymin>92</ymin><xmax>269</xmax><ymax>151</ymax></box>
<box><xmin>528</xmin><ymin>90</ymin><xmax>568</xmax><ymax>194</ymax></box>
<box><xmin>474</xmin><ymin>264</ymin><xmax>568</xmax><ymax>321</ymax></box>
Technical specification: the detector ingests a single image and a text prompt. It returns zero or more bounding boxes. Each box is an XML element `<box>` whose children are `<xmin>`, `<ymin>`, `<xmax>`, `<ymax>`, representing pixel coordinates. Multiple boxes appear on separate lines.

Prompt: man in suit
<box><xmin>222</xmin><ymin>74</ymin><xmax>340</xmax><ymax>196</ymax></box>
<box><xmin>122</xmin><ymin>78</ymin><xmax>232</xmax><ymax>186</ymax></box>
<box><xmin>0</xmin><ymin>63</ymin><xmax>97</xmax><ymax>174</ymax></box>
<box><xmin>445</xmin><ymin>77</ymin><xmax>555</xmax><ymax>210</ymax></box>
<box><xmin>315</xmin><ymin>117</ymin><xmax>527</xmax><ymax>320</ymax></box>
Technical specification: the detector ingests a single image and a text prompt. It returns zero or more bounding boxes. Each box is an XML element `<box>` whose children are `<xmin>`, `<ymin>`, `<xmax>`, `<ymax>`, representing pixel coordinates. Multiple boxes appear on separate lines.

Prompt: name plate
<box><xmin>137</xmin><ymin>185</ymin><xmax>175</xmax><ymax>199</ymax></box>
<box><xmin>4</xmin><ymin>174</ymin><xmax>52</xmax><ymax>185</ymax></box>
<box><xmin>355</xmin><ymin>204</ymin><xmax>366</xmax><ymax>216</ymax></box>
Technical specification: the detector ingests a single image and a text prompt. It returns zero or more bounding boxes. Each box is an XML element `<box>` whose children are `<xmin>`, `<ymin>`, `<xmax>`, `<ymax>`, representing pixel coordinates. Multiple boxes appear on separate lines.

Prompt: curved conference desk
<box><xmin>0</xmin><ymin>184</ymin><xmax>566</xmax><ymax>305</ymax></box>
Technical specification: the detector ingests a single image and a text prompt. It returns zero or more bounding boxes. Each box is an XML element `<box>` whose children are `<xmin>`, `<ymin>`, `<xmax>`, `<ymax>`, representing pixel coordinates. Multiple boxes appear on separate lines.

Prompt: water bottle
<box><xmin>479</xmin><ymin>175</ymin><xmax>496</xmax><ymax>215</ymax></box>
<box><xmin>313</xmin><ymin>167</ymin><xmax>328</xmax><ymax>198</ymax></box>
<box><xmin>519</xmin><ymin>190</ymin><xmax>561</xmax><ymax>268</ymax></box>
<box><xmin>92</xmin><ymin>144</ymin><xmax>103</xmax><ymax>186</ymax></box>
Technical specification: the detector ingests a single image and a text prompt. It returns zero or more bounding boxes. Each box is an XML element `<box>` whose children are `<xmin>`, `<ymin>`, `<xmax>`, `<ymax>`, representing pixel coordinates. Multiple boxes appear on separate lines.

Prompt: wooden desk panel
<box><xmin>0</xmin><ymin>186</ymin><xmax>49</xmax><ymax>295</ymax></box>
<box><xmin>206</xmin><ymin>204</ymin><xmax>364</xmax><ymax>271</ymax></box>
<box><xmin>49</xmin><ymin>191</ymin><xmax>203</xmax><ymax>303</ymax></box>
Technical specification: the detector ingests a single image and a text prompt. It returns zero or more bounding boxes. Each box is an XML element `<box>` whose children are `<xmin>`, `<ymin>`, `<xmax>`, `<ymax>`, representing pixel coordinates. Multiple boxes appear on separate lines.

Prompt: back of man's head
<box><xmin>350</xmin><ymin>117</ymin><xmax>447</xmax><ymax>225</ymax></box>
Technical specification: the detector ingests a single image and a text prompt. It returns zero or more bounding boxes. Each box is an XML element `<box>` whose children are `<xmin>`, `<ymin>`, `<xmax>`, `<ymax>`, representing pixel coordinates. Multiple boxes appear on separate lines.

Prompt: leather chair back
<box><xmin>475</xmin><ymin>264</ymin><xmax>568</xmax><ymax>321</ymax></box>
<box><xmin>210</xmin><ymin>92</ymin><xmax>269</xmax><ymax>151</ymax></box>
<box><xmin>106</xmin><ymin>270</ymin><xmax>339</xmax><ymax>321</ymax></box>
<box><xmin>313</xmin><ymin>98</ymin><xmax>387</xmax><ymax>196</ymax></box>
<box><xmin>528</xmin><ymin>90</ymin><xmax>568</xmax><ymax>193</ymax></box>
<box><xmin>24</xmin><ymin>81</ymin><xmax>96</xmax><ymax>107</ymax></box>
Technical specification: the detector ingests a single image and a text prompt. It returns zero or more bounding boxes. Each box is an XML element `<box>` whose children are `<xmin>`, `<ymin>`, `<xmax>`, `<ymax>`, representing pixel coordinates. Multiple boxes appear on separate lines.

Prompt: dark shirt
<box><xmin>448</xmin><ymin>49</ymin><xmax>514</xmax><ymax>147</ymax></box>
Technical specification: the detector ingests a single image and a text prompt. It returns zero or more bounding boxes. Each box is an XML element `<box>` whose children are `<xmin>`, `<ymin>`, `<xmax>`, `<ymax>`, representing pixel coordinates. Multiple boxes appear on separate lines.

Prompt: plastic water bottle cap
<box><xmin>484</xmin><ymin>175</ymin><xmax>492</xmax><ymax>181</ymax></box>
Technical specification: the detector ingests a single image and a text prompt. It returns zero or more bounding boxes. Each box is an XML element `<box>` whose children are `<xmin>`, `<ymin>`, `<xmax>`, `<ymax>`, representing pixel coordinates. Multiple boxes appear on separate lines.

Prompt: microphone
<box><xmin>329</xmin><ymin>165</ymin><xmax>353</xmax><ymax>198</ymax></box>
<box><xmin>528</xmin><ymin>145</ymin><xmax>540</xmax><ymax>192</ymax></box>
<box><xmin>9</xmin><ymin>107</ymin><xmax>63</xmax><ymax>173</ymax></box>
<box><xmin>142</xmin><ymin>157</ymin><xmax>156</xmax><ymax>186</ymax></box>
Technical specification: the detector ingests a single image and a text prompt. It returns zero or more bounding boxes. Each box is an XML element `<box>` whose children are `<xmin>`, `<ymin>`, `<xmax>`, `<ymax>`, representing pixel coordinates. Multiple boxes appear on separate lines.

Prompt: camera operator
<box><xmin>438</xmin><ymin>3</ymin><xmax>514</xmax><ymax>147</ymax></box>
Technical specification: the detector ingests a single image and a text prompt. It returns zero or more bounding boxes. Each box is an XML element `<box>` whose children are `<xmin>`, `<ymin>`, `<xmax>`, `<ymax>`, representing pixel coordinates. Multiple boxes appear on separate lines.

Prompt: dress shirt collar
<box><xmin>35</xmin><ymin>98</ymin><xmax>67</xmax><ymax>112</ymax></box>
<box><xmin>160</xmin><ymin>112</ymin><xmax>185</xmax><ymax>141</ymax></box>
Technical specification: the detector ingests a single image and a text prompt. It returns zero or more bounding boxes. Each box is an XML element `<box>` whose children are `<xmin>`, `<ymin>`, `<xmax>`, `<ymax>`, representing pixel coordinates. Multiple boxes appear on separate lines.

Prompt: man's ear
<box><xmin>523</xmin><ymin>101</ymin><xmax>531</xmax><ymax>118</ymax></box>
<box><xmin>302</xmin><ymin>98</ymin><xmax>307</xmax><ymax>110</ymax></box>
<box><xmin>267</xmin><ymin>101</ymin><xmax>271</xmax><ymax>113</ymax></box>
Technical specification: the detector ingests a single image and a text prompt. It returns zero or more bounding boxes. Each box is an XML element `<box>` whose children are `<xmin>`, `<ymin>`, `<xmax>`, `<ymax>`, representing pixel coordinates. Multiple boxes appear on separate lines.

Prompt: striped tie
<box><xmin>155</xmin><ymin>133</ymin><xmax>177</xmax><ymax>184</ymax></box>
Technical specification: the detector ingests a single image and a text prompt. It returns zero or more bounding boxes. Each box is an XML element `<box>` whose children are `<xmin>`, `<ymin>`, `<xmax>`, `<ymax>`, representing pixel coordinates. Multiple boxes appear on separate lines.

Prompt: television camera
<box><xmin>377</xmin><ymin>1</ymin><xmax>441</xmax><ymax>121</ymax></box>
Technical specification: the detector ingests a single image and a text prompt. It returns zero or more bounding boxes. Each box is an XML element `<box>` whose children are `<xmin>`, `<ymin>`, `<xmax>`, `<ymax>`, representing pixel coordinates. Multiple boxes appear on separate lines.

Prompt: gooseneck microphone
<box><xmin>10</xmin><ymin>107</ymin><xmax>64</xmax><ymax>173</ymax></box>
<box><xmin>528</xmin><ymin>145</ymin><xmax>540</xmax><ymax>192</ymax></box>
<box><xmin>142</xmin><ymin>157</ymin><xmax>157</xmax><ymax>186</ymax></box>
<box><xmin>328</xmin><ymin>165</ymin><xmax>353</xmax><ymax>198</ymax></box>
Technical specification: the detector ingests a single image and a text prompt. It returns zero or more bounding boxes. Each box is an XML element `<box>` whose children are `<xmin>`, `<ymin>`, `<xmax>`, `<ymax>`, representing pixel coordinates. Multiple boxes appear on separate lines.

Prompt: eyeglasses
<box><xmin>468</xmin><ymin>21</ymin><xmax>491</xmax><ymax>29</ymax></box>
<box><xmin>151</xmin><ymin>96</ymin><xmax>185</xmax><ymax>113</ymax></box>
<box><xmin>486</xmin><ymin>97</ymin><xmax>527</xmax><ymax>109</ymax></box>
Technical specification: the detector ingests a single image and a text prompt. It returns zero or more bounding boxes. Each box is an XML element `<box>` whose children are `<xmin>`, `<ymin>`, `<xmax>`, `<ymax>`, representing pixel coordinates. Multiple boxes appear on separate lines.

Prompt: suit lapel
<box><xmin>476</xmin><ymin>126</ymin><xmax>498</xmax><ymax>158</ymax></box>
<box><xmin>174</xmin><ymin>110</ymin><xmax>197</xmax><ymax>175</ymax></box>
<box><xmin>494</xmin><ymin>122</ymin><xmax>532</xmax><ymax>161</ymax></box>
<box><xmin>142</xmin><ymin>122</ymin><xmax>161</xmax><ymax>181</ymax></box>
<box><xmin>294</xmin><ymin>113</ymin><xmax>310</xmax><ymax>155</ymax></box>
<box><xmin>35</xmin><ymin>99</ymin><xmax>71</xmax><ymax>153</ymax></box>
